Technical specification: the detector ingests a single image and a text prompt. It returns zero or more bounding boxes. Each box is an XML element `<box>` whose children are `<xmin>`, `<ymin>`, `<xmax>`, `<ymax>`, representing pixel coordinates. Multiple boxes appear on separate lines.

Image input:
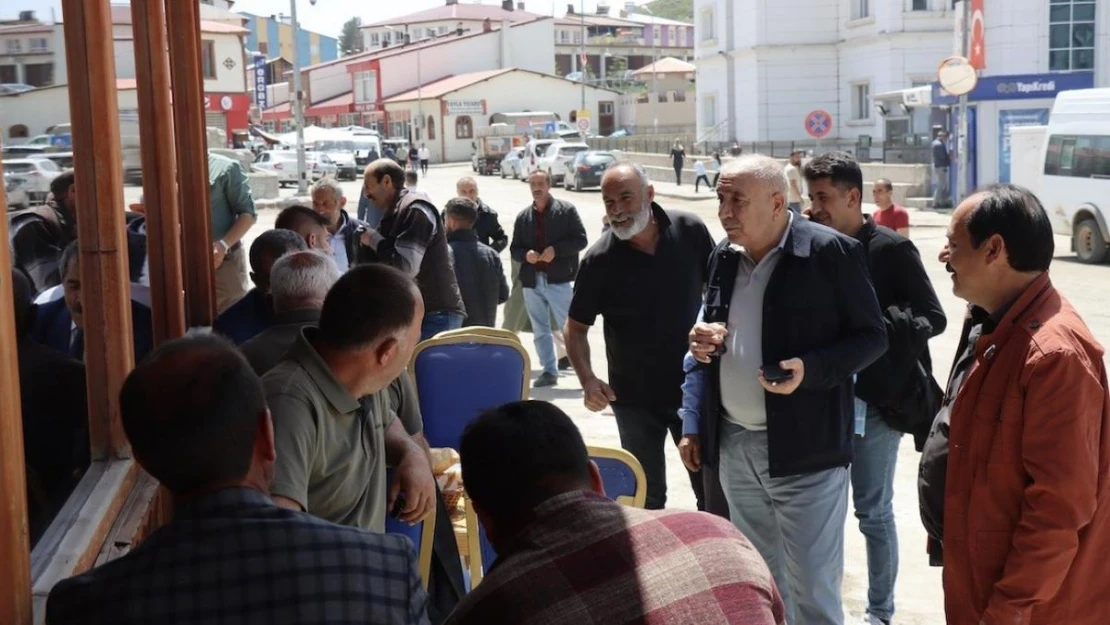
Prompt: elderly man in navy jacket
<box><xmin>679</xmin><ymin>155</ymin><xmax>886</xmax><ymax>625</ymax></box>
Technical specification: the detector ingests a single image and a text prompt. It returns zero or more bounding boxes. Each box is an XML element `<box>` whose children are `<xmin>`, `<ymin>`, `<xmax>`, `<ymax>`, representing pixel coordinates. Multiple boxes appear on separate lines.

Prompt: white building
<box><xmin>361</xmin><ymin>0</ymin><xmax>542</xmax><ymax>50</ymax></box>
<box><xmin>936</xmin><ymin>0</ymin><xmax>1108</xmax><ymax>185</ymax></box>
<box><xmin>694</xmin><ymin>0</ymin><xmax>955</xmax><ymax>147</ymax></box>
<box><xmin>383</xmin><ymin>67</ymin><xmax>620</xmax><ymax>162</ymax></box>
<box><xmin>0</xmin><ymin>22</ymin><xmax>57</xmax><ymax>87</ymax></box>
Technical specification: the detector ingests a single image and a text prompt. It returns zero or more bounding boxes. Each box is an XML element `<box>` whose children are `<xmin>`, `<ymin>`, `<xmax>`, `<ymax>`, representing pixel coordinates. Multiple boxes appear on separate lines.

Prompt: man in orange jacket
<box><xmin>919</xmin><ymin>184</ymin><xmax>1110</xmax><ymax>625</ymax></box>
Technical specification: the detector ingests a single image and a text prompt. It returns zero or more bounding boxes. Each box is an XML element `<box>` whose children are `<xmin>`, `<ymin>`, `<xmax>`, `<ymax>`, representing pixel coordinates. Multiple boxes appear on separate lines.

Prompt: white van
<box><xmin>521</xmin><ymin>138</ymin><xmax>560</xmax><ymax>182</ymax></box>
<box><xmin>1039</xmin><ymin>88</ymin><xmax>1110</xmax><ymax>263</ymax></box>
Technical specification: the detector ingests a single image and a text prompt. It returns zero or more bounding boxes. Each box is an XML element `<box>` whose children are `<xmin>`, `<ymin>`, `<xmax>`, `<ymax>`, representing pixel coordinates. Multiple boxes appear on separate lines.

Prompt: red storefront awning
<box><xmin>304</xmin><ymin>92</ymin><xmax>354</xmax><ymax>118</ymax></box>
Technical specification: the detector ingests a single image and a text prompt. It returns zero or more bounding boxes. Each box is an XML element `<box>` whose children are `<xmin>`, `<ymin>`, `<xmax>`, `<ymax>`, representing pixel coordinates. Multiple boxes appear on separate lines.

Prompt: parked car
<box><xmin>563</xmin><ymin>150</ymin><xmax>617</xmax><ymax>191</ymax></box>
<box><xmin>500</xmin><ymin>147</ymin><xmax>525</xmax><ymax>179</ymax></box>
<box><xmin>2</xmin><ymin>145</ymin><xmax>48</xmax><ymax>159</ymax></box>
<box><xmin>4</xmin><ymin>173</ymin><xmax>30</xmax><ymax>210</ymax></box>
<box><xmin>520</xmin><ymin>138</ymin><xmax>561</xmax><ymax>182</ymax></box>
<box><xmin>252</xmin><ymin>150</ymin><xmax>337</xmax><ymax>187</ymax></box>
<box><xmin>539</xmin><ymin>142</ymin><xmax>590</xmax><ymax>183</ymax></box>
<box><xmin>24</xmin><ymin>134</ymin><xmax>55</xmax><ymax>147</ymax></box>
<box><xmin>2</xmin><ymin>158</ymin><xmax>60</xmax><ymax>203</ymax></box>
<box><xmin>0</xmin><ymin>83</ymin><xmax>35</xmax><ymax>95</ymax></box>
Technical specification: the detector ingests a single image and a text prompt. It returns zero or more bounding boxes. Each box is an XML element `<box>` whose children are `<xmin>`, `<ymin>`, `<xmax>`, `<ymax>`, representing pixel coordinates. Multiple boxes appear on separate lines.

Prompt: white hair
<box><xmin>718</xmin><ymin>154</ymin><xmax>788</xmax><ymax>197</ymax></box>
<box><xmin>311</xmin><ymin>176</ymin><xmax>344</xmax><ymax>201</ymax></box>
<box><xmin>270</xmin><ymin>250</ymin><xmax>341</xmax><ymax>313</ymax></box>
<box><xmin>456</xmin><ymin>176</ymin><xmax>478</xmax><ymax>189</ymax></box>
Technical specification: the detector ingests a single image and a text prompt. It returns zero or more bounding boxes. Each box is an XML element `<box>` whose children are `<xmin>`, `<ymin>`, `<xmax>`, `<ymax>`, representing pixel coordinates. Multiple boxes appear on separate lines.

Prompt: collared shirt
<box><xmin>263</xmin><ymin>328</ymin><xmax>395</xmax><ymax>532</ymax></box>
<box><xmin>239</xmin><ymin>308</ymin><xmax>321</xmax><ymax>376</ymax></box>
<box><xmin>445</xmin><ymin>490</ymin><xmax>785</xmax><ymax>625</ymax></box>
<box><xmin>720</xmin><ymin>212</ymin><xmax>793</xmax><ymax>430</ymax></box>
<box><xmin>569</xmin><ymin>205</ymin><xmax>714</xmax><ymax>410</ymax></box>
<box><xmin>208</xmin><ymin>153</ymin><xmax>257</xmax><ymax>241</ymax></box>
<box><xmin>329</xmin><ymin>212</ymin><xmax>350</xmax><ymax>272</ymax></box>
<box><xmin>45</xmin><ymin>487</ymin><xmax>431</xmax><ymax>625</ymax></box>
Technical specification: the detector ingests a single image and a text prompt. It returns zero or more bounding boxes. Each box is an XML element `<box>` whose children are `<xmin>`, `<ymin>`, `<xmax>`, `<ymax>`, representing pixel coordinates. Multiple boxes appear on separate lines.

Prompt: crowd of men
<box><xmin>8</xmin><ymin>145</ymin><xmax>1110</xmax><ymax>625</ymax></box>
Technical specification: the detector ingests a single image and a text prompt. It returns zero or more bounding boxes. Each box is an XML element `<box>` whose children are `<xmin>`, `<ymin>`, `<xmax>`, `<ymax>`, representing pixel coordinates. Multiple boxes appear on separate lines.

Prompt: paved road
<box><xmin>166</xmin><ymin>163</ymin><xmax>1108</xmax><ymax>625</ymax></box>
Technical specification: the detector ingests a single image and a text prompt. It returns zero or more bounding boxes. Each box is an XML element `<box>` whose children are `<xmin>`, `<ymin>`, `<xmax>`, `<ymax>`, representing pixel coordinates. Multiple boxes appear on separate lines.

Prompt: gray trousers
<box><xmin>933</xmin><ymin>165</ymin><xmax>951</xmax><ymax>208</ymax></box>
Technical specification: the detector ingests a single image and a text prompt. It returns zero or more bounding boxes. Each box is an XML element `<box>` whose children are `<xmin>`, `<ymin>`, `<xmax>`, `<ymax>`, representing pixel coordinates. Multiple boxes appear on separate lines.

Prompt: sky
<box><xmin>0</xmin><ymin>0</ymin><xmax>647</xmax><ymax>40</ymax></box>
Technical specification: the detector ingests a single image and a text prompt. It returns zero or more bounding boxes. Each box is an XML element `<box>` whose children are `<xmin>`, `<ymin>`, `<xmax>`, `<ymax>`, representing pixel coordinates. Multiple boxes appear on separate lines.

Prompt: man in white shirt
<box><xmin>784</xmin><ymin>150</ymin><xmax>806</xmax><ymax>216</ymax></box>
<box><xmin>417</xmin><ymin>143</ymin><xmax>431</xmax><ymax>176</ymax></box>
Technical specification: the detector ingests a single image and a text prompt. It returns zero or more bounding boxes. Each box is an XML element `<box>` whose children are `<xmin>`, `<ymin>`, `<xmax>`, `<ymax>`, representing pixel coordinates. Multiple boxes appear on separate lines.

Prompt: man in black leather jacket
<box><xmin>10</xmin><ymin>171</ymin><xmax>77</xmax><ymax>294</ymax></box>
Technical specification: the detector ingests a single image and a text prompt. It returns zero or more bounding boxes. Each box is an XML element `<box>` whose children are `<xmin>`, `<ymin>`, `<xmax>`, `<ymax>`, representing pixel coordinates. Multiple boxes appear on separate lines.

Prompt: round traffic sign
<box><xmin>577</xmin><ymin>117</ymin><xmax>591</xmax><ymax>132</ymax></box>
<box><xmin>937</xmin><ymin>55</ymin><xmax>978</xmax><ymax>96</ymax></box>
<box><xmin>805</xmin><ymin>110</ymin><xmax>833</xmax><ymax>139</ymax></box>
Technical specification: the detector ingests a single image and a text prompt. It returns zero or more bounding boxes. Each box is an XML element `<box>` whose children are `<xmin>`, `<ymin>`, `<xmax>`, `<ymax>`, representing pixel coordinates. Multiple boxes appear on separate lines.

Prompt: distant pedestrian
<box><xmin>784</xmin><ymin>150</ymin><xmax>806</xmax><ymax>216</ymax></box>
<box><xmin>408</xmin><ymin>145</ymin><xmax>420</xmax><ymax>171</ymax></box>
<box><xmin>711</xmin><ymin>152</ymin><xmax>722</xmax><ymax>187</ymax></box>
<box><xmin>694</xmin><ymin>160</ymin><xmax>711</xmax><ymax>192</ymax></box>
<box><xmin>670</xmin><ymin>140</ymin><xmax>686</xmax><ymax>186</ymax></box>
<box><xmin>445</xmin><ymin>197</ymin><xmax>508</xmax><ymax>328</ymax></box>
<box><xmin>871</xmin><ymin>178</ymin><xmax>911</xmax><ymax>236</ymax></box>
<box><xmin>418</xmin><ymin>143</ymin><xmax>430</xmax><ymax>176</ymax></box>
<box><xmin>931</xmin><ymin>130</ymin><xmax>952</xmax><ymax>208</ymax></box>
<box><xmin>729</xmin><ymin>141</ymin><xmax>742</xmax><ymax>157</ymax></box>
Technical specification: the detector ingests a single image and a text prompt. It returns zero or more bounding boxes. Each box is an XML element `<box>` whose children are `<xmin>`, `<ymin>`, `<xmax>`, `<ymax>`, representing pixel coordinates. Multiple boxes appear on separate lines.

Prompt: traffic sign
<box><xmin>577</xmin><ymin>117</ymin><xmax>591</xmax><ymax>133</ymax></box>
<box><xmin>937</xmin><ymin>56</ymin><xmax>978</xmax><ymax>96</ymax></box>
<box><xmin>805</xmin><ymin>109</ymin><xmax>833</xmax><ymax>139</ymax></box>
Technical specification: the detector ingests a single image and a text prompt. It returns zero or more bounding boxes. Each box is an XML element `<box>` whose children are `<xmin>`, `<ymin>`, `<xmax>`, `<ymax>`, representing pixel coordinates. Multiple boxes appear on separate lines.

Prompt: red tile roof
<box><xmin>363</xmin><ymin>3</ymin><xmax>543</xmax><ymax>29</ymax></box>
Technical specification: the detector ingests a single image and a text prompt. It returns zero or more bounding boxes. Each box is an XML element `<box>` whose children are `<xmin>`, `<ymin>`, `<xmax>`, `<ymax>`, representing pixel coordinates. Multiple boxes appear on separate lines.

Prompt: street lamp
<box><xmin>639</xmin><ymin>5</ymin><xmax>658</xmax><ymax>134</ymax></box>
<box><xmin>287</xmin><ymin>0</ymin><xmax>308</xmax><ymax>195</ymax></box>
<box><xmin>385</xmin><ymin>25</ymin><xmax>421</xmax><ymax>147</ymax></box>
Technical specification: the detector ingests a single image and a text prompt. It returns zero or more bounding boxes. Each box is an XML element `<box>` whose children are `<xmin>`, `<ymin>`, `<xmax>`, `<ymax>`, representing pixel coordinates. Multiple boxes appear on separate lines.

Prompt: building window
<box><xmin>310</xmin><ymin>44</ymin><xmax>319</xmax><ymax>55</ymax></box>
<box><xmin>700</xmin><ymin>9</ymin><xmax>716</xmax><ymax>41</ymax></box>
<box><xmin>258</xmin><ymin>41</ymin><xmax>269</xmax><ymax>54</ymax></box>
<box><xmin>427</xmin><ymin>116</ymin><xmax>436</xmax><ymax>140</ymax></box>
<box><xmin>559</xmin><ymin>30</ymin><xmax>569</xmax><ymax>43</ymax></box>
<box><xmin>911</xmin><ymin>0</ymin><xmax>928</xmax><ymax>9</ymax></box>
<box><xmin>654</xmin><ymin>25</ymin><xmax>661</xmax><ymax>44</ymax></box>
<box><xmin>201</xmin><ymin>39</ymin><xmax>217</xmax><ymax>78</ymax></box>
<box><xmin>1050</xmin><ymin>0</ymin><xmax>1096</xmax><ymax>72</ymax></box>
<box><xmin>456</xmin><ymin>115</ymin><xmax>473</xmax><ymax>139</ymax></box>
<box><xmin>600</xmin><ymin>102</ymin><xmax>614</xmax><ymax>115</ymax></box>
<box><xmin>369</xmin><ymin>32</ymin><xmax>380</xmax><ymax>47</ymax></box>
<box><xmin>355</xmin><ymin>70</ymin><xmax>378</xmax><ymax>103</ymax></box>
<box><xmin>6</xmin><ymin>39</ymin><xmax>22</xmax><ymax>54</ymax></box>
<box><xmin>29</xmin><ymin>38</ymin><xmax>48</xmax><ymax>52</ymax></box>
<box><xmin>852</xmin><ymin>83</ymin><xmax>871</xmax><ymax>120</ymax></box>
<box><xmin>438</xmin><ymin>26</ymin><xmax>448</xmax><ymax>34</ymax></box>
<box><xmin>853</xmin><ymin>0</ymin><xmax>871</xmax><ymax>19</ymax></box>
<box><xmin>573</xmin><ymin>30</ymin><xmax>582</xmax><ymax>44</ymax></box>
<box><xmin>9</xmin><ymin>124</ymin><xmax>28</xmax><ymax>139</ymax></box>
<box><xmin>703</xmin><ymin>93</ymin><xmax>717</xmax><ymax>127</ymax></box>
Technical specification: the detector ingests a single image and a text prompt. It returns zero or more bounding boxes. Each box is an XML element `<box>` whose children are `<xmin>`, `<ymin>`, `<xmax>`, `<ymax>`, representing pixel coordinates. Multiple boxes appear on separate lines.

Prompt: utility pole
<box><xmin>956</xmin><ymin>0</ymin><xmax>970</xmax><ymax>201</ymax></box>
<box><xmin>580</xmin><ymin>0</ymin><xmax>586</xmax><ymax>113</ymax></box>
<box><xmin>641</xmin><ymin>6</ymin><xmax>658</xmax><ymax>134</ymax></box>
<box><xmin>290</xmin><ymin>0</ymin><xmax>307</xmax><ymax>195</ymax></box>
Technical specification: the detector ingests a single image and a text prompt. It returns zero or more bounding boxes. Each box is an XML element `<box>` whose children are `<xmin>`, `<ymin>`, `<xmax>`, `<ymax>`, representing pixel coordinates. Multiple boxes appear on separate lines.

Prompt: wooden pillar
<box><xmin>61</xmin><ymin>0</ymin><xmax>134</xmax><ymax>460</ymax></box>
<box><xmin>166</xmin><ymin>0</ymin><xmax>215</xmax><ymax>327</ymax></box>
<box><xmin>0</xmin><ymin>150</ymin><xmax>32</xmax><ymax>625</ymax></box>
<box><xmin>131</xmin><ymin>0</ymin><xmax>186</xmax><ymax>343</ymax></box>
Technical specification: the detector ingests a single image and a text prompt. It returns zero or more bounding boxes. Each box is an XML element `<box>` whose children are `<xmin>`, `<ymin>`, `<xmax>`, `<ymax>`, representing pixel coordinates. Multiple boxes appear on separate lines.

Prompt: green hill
<box><xmin>641</xmin><ymin>0</ymin><xmax>693</xmax><ymax>23</ymax></box>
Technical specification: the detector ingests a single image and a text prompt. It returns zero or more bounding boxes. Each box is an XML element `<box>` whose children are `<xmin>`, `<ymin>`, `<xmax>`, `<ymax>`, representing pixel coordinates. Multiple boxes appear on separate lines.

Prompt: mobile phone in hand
<box><xmin>762</xmin><ymin>364</ymin><xmax>794</xmax><ymax>383</ymax></box>
<box><xmin>391</xmin><ymin>493</ymin><xmax>407</xmax><ymax>518</ymax></box>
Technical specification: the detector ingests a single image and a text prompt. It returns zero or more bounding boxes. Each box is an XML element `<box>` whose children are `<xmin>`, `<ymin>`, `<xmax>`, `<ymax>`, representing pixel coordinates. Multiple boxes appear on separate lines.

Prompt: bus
<box><xmin>1039</xmin><ymin>88</ymin><xmax>1110</xmax><ymax>263</ymax></box>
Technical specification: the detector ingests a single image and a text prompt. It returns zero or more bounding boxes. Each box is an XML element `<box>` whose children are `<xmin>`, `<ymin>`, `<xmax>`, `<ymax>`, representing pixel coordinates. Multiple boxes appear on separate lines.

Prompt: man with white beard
<box><xmin>566</xmin><ymin>162</ymin><xmax>716</xmax><ymax>511</ymax></box>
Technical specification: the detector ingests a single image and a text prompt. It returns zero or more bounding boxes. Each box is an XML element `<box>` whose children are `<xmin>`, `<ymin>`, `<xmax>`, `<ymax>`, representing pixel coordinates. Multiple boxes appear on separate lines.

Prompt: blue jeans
<box><xmin>420</xmin><ymin>311</ymin><xmax>464</xmax><ymax>342</ymax></box>
<box><xmin>851</xmin><ymin>404</ymin><xmax>902</xmax><ymax>622</ymax></box>
<box><xmin>718</xmin><ymin>422</ymin><xmax>849</xmax><ymax>625</ymax></box>
<box><xmin>522</xmin><ymin>274</ymin><xmax>572</xmax><ymax>375</ymax></box>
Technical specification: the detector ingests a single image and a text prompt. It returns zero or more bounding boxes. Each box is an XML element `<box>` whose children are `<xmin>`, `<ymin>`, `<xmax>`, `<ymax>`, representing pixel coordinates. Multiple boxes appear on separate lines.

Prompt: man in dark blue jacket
<box><xmin>680</xmin><ymin>155</ymin><xmax>886</xmax><ymax>625</ymax></box>
<box><xmin>445</xmin><ymin>197</ymin><xmax>508</xmax><ymax>328</ymax></box>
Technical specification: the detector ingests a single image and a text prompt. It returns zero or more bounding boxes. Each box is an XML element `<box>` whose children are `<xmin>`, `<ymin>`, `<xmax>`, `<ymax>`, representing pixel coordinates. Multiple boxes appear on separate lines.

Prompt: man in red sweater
<box><xmin>872</xmin><ymin>179</ymin><xmax>910</xmax><ymax>236</ymax></box>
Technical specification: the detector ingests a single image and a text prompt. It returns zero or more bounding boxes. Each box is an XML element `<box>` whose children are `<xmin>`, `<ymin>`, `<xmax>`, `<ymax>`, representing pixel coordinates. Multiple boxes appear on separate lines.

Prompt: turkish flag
<box><xmin>969</xmin><ymin>0</ymin><xmax>986</xmax><ymax>70</ymax></box>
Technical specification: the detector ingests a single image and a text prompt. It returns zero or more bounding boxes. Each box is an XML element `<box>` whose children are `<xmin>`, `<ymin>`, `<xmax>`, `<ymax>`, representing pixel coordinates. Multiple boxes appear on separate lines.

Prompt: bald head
<box><xmin>363</xmin><ymin>158</ymin><xmax>405</xmax><ymax>210</ymax></box>
<box><xmin>601</xmin><ymin>161</ymin><xmax>655</xmax><ymax>240</ymax></box>
<box><xmin>120</xmin><ymin>335</ymin><xmax>270</xmax><ymax>495</ymax></box>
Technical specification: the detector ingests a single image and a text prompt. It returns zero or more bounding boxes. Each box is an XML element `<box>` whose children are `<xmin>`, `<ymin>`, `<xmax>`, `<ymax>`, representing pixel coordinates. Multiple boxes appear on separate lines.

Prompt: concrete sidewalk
<box><xmin>650</xmin><ymin>178</ymin><xmax>718</xmax><ymax>202</ymax></box>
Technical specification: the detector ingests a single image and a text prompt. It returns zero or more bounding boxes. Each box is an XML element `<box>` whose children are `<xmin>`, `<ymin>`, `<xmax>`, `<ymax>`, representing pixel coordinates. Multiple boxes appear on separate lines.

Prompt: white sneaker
<box><xmin>860</xmin><ymin>615</ymin><xmax>889</xmax><ymax>625</ymax></box>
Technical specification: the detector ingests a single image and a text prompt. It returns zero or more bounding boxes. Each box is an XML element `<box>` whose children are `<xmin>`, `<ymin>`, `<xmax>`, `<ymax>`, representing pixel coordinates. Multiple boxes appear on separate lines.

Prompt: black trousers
<box><xmin>674</xmin><ymin>165</ymin><xmax>683</xmax><ymax>186</ymax></box>
<box><xmin>695</xmin><ymin>175</ymin><xmax>711</xmax><ymax>192</ymax></box>
<box><xmin>420</xmin><ymin>159</ymin><xmax>429</xmax><ymax>175</ymax></box>
<box><xmin>611</xmin><ymin>403</ymin><xmax>705</xmax><ymax>510</ymax></box>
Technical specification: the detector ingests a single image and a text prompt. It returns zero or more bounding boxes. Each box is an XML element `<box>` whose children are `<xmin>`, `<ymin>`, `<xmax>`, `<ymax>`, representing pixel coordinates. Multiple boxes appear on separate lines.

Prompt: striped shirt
<box><xmin>446</xmin><ymin>491</ymin><xmax>785</xmax><ymax>625</ymax></box>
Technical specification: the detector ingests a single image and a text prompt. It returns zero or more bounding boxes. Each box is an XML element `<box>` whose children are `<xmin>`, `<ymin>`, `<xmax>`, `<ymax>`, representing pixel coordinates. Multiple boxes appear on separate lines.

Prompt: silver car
<box><xmin>5</xmin><ymin>173</ymin><xmax>30</xmax><ymax>211</ymax></box>
<box><xmin>500</xmin><ymin>147</ymin><xmax>525</xmax><ymax>179</ymax></box>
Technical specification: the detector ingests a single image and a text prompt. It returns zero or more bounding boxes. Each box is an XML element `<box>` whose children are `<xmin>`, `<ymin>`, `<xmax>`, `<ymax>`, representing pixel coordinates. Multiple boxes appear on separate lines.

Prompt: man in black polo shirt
<box><xmin>566</xmin><ymin>162</ymin><xmax>715</xmax><ymax>510</ymax></box>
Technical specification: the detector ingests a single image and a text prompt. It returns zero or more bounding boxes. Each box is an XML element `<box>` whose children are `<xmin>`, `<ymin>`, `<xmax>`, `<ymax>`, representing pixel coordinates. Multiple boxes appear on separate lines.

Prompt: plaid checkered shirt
<box><xmin>445</xmin><ymin>491</ymin><xmax>786</xmax><ymax>625</ymax></box>
<box><xmin>46</xmin><ymin>487</ymin><xmax>430</xmax><ymax>625</ymax></box>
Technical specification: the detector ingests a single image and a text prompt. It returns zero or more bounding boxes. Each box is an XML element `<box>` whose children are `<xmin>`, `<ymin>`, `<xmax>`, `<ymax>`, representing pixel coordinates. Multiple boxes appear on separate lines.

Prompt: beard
<box><xmin>610</xmin><ymin>201</ymin><xmax>652</xmax><ymax>240</ymax></box>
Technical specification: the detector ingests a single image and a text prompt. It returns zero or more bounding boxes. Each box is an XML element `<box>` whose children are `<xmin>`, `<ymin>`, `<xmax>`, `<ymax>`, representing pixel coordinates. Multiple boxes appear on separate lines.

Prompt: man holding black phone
<box><xmin>680</xmin><ymin>155</ymin><xmax>887</xmax><ymax>625</ymax></box>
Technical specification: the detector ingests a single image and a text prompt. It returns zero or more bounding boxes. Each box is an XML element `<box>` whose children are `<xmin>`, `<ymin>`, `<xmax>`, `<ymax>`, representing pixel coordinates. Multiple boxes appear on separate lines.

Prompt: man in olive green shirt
<box><xmin>263</xmin><ymin>265</ymin><xmax>435</xmax><ymax>531</ymax></box>
<box><xmin>210</xmin><ymin>153</ymin><xmax>258</xmax><ymax>313</ymax></box>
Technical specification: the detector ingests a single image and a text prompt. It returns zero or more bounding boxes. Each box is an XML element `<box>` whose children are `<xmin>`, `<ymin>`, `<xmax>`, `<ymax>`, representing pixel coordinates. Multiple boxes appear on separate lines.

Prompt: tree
<box><xmin>641</xmin><ymin>0</ymin><xmax>693</xmax><ymax>23</ymax></box>
<box><xmin>339</xmin><ymin>17</ymin><xmax>364</xmax><ymax>56</ymax></box>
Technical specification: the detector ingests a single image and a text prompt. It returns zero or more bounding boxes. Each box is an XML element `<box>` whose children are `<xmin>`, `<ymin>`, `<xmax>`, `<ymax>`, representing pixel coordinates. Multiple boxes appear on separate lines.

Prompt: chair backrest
<box><xmin>409</xmin><ymin>334</ymin><xmax>530</xmax><ymax>451</ymax></box>
<box><xmin>384</xmin><ymin>470</ymin><xmax>436</xmax><ymax>590</ymax></box>
<box><xmin>588</xmin><ymin>445</ymin><xmax>647</xmax><ymax>508</ymax></box>
<box><xmin>434</xmin><ymin>326</ymin><xmax>522</xmax><ymax>346</ymax></box>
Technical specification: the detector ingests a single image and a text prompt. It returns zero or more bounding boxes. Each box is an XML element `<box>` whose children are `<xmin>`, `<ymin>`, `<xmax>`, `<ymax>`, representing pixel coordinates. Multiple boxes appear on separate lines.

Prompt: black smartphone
<box><xmin>391</xmin><ymin>493</ymin><xmax>407</xmax><ymax>518</ymax></box>
<box><xmin>762</xmin><ymin>364</ymin><xmax>794</xmax><ymax>383</ymax></box>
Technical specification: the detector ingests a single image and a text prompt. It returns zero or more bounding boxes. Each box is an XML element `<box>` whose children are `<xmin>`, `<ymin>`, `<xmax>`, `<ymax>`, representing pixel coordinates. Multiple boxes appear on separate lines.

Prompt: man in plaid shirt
<box><xmin>46</xmin><ymin>336</ymin><xmax>429</xmax><ymax>625</ymax></box>
<box><xmin>448</xmin><ymin>401</ymin><xmax>785</xmax><ymax>625</ymax></box>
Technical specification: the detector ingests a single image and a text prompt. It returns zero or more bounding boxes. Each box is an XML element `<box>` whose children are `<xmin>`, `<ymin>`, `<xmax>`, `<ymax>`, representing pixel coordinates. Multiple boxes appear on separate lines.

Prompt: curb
<box><xmin>653</xmin><ymin>190</ymin><xmax>717</xmax><ymax>202</ymax></box>
<box><xmin>256</xmin><ymin>195</ymin><xmax>311</xmax><ymax>210</ymax></box>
